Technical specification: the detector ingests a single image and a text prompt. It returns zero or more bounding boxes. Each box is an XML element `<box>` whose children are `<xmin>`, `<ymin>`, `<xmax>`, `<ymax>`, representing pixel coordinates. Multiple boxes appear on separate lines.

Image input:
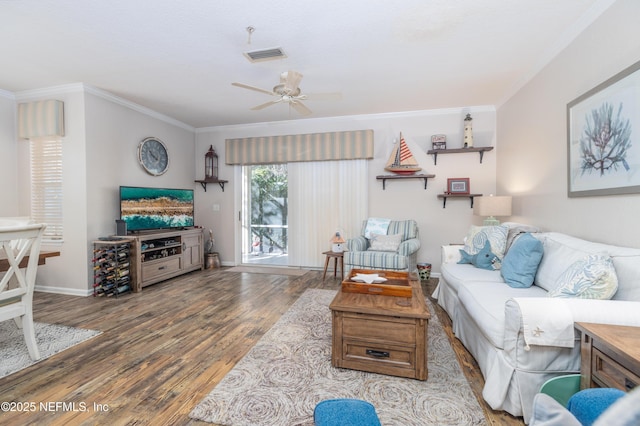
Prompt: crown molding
<box><xmin>0</xmin><ymin>89</ymin><xmax>15</xmax><ymax>100</ymax></box>
<box><xmin>82</xmin><ymin>84</ymin><xmax>194</xmax><ymax>132</ymax></box>
<box><xmin>13</xmin><ymin>83</ymin><xmax>85</xmax><ymax>101</ymax></box>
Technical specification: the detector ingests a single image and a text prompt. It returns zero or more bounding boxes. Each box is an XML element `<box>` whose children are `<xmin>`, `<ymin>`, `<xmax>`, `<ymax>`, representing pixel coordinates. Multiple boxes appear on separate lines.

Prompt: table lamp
<box><xmin>330</xmin><ymin>231</ymin><xmax>346</xmax><ymax>252</ymax></box>
<box><xmin>473</xmin><ymin>195</ymin><xmax>512</xmax><ymax>226</ymax></box>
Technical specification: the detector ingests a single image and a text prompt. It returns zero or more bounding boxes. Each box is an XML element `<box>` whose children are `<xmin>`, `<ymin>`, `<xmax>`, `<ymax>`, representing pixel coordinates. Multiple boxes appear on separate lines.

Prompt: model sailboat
<box><xmin>384</xmin><ymin>133</ymin><xmax>422</xmax><ymax>175</ymax></box>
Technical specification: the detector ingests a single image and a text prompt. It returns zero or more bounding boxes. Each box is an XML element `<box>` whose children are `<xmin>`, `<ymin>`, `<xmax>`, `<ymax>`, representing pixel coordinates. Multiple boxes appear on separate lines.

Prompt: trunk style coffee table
<box><xmin>329</xmin><ymin>269</ymin><xmax>431</xmax><ymax>380</ymax></box>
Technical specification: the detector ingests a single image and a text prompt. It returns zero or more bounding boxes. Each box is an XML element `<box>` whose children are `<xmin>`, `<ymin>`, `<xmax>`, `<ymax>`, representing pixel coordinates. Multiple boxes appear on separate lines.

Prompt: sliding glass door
<box><xmin>241</xmin><ymin>160</ymin><xmax>368</xmax><ymax>268</ymax></box>
<box><xmin>241</xmin><ymin>164</ymin><xmax>289</xmax><ymax>266</ymax></box>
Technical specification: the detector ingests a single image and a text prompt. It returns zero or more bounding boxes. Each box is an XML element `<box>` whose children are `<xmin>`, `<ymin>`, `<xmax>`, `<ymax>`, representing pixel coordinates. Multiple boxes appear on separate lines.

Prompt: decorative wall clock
<box><xmin>137</xmin><ymin>137</ymin><xmax>169</xmax><ymax>176</ymax></box>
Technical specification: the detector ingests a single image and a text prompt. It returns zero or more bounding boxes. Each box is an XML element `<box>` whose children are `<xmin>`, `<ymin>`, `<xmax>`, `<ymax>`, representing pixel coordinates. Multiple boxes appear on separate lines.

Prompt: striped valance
<box><xmin>18</xmin><ymin>100</ymin><xmax>65</xmax><ymax>139</ymax></box>
<box><xmin>225</xmin><ymin>129</ymin><xmax>374</xmax><ymax>165</ymax></box>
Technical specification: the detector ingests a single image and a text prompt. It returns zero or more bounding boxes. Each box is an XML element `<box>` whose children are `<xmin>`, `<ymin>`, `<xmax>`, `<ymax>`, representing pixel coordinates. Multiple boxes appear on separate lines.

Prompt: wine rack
<box><xmin>93</xmin><ymin>239</ymin><xmax>133</xmax><ymax>297</ymax></box>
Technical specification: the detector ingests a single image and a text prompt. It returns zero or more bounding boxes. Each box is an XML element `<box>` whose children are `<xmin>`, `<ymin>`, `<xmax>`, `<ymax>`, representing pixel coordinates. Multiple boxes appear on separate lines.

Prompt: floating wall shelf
<box><xmin>437</xmin><ymin>193</ymin><xmax>483</xmax><ymax>208</ymax></box>
<box><xmin>195</xmin><ymin>178</ymin><xmax>228</xmax><ymax>192</ymax></box>
<box><xmin>376</xmin><ymin>173</ymin><xmax>436</xmax><ymax>190</ymax></box>
<box><xmin>427</xmin><ymin>146</ymin><xmax>494</xmax><ymax>165</ymax></box>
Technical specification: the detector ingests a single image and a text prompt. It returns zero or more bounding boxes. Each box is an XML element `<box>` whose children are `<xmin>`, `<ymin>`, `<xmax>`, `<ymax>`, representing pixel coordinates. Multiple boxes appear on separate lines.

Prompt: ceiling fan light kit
<box><xmin>232</xmin><ymin>69</ymin><xmax>340</xmax><ymax>116</ymax></box>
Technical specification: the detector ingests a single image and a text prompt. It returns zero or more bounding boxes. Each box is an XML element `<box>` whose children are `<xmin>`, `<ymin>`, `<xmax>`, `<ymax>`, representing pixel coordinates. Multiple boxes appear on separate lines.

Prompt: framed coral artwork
<box><xmin>567</xmin><ymin>59</ymin><xmax>640</xmax><ymax>197</ymax></box>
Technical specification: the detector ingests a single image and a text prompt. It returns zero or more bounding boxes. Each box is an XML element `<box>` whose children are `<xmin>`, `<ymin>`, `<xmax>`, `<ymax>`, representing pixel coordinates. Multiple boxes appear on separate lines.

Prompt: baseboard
<box><xmin>35</xmin><ymin>285</ymin><xmax>92</xmax><ymax>297</ymax></box>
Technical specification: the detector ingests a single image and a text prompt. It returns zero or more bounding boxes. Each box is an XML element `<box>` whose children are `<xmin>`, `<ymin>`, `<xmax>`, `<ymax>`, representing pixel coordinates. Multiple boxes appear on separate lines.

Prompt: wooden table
<box><xmin>329</xmin><ymin>270</ymin><xmax>431</xmax><ymax>380</ymax></box>
<box><xmin>0</xmin><ymin>250</ymin><xmax>60</xmax><ymax>272</ymax></box>
<box><xmin>322</xmin><ymin>250</ymin><xmax>344</xmax><ymax>280</ymax></box>
<box><xmin>575</xmin><ymin>322</ymin><xmax>640</xmax><ymax>392</ymax></box>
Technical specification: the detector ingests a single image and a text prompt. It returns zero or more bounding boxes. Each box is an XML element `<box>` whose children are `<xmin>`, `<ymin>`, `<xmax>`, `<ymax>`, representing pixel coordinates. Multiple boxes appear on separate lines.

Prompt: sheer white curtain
<box><xmin>288</xmin><ymin>159</ymin><xmax>368</xmax><ymax>268</ymax></box>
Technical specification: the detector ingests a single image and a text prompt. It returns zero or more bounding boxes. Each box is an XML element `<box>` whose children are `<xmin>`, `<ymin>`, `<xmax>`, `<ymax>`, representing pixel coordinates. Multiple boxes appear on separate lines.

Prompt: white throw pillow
<box><xmin>548</xmin><ymin>254</ymin><xmax>619</xmax><ymax>299</ymax></box>
<box><xmin>368</xmin><ymin>233</ymin><xmax>402</xmax><ymax>252</ymax></box>
<box><xmin>463</xmin><ymin>225</ymin><xmax>508</xmax><ymax>259</ymax></box>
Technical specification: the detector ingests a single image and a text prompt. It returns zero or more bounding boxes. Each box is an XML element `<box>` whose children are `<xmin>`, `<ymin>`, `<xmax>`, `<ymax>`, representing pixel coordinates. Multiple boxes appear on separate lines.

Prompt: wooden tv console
<box><xmin>129</xmin><ymin>228</ymin><xmax>204</xmax><ymax>291</ymax></box>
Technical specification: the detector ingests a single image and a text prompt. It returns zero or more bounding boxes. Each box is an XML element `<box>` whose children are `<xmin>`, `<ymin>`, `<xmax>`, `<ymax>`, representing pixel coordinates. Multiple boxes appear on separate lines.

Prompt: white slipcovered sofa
<box><xmin>432</xmin><ymin>225</ymin><xmax>640</xmax><ymax>422</ymax></box>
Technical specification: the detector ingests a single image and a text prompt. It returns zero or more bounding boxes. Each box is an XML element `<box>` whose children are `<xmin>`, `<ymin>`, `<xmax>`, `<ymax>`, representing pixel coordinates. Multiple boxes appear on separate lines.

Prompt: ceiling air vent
<box><xmin>243</xmin><ymin>47</ymin><xmax>287</xmax><ymax>63</ymax></box>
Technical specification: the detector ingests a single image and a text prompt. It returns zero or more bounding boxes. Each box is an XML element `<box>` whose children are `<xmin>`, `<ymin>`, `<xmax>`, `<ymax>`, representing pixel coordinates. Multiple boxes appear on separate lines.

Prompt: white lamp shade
<box><xmin>473</xmin><ymin>196</ymin><xmax>512</xmax><ymax>217</ymax></box>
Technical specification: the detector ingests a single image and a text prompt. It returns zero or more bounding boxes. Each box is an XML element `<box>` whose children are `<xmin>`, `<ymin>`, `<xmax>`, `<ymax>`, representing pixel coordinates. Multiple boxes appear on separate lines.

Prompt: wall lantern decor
<box><xmin>205</xmin><ymin>145</ymin><xmax>219</xmax><ymax>180</ymax></box>
<box><xmin>196</xmin><ymin>145</ymin><xmax>227</xmax><ymax>192</ymax></box>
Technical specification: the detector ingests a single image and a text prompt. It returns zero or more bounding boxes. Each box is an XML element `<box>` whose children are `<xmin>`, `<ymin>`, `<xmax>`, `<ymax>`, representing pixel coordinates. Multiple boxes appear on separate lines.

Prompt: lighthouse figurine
<box><xmin>463</xmin><ymin>113</ymin><xmax>474</xmax><ymax>148</ymax></box>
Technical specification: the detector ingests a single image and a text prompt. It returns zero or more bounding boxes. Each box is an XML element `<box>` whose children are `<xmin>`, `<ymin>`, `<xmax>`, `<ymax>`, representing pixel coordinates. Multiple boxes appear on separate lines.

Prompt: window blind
<box><xmin>287</xmin><ymin>159</ymin><xmax>368</xmax><ymax>268</ymax></box>
<box><xmin>30</xmin><ymin>139</ymin><xmax>63</xmax><ymax>241</ymax></box>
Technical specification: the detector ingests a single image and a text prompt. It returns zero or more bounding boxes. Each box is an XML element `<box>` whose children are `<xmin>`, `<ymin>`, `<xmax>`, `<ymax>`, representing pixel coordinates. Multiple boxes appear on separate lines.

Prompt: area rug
<box><xmin>0</xmin><ymin>321</ymin><xmax>101</xmax><ymax>379</ymax></box>
<box><xmin>190</xmin><ymin>289</ymin><xmax>485</xmax><ymax>425</ymax></box>
<box><xmin>226</xmin><ymin>266</ymin><xmax>309</xmax><ymax>276</ymax></box>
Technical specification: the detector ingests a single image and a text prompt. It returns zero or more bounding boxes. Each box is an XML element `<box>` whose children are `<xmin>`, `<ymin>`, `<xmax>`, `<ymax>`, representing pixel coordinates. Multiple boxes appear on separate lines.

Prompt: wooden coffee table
<box><xmin>329</xmin><ymin>270</ymin><xmax>431</xmax><ymax>380</ymax></box>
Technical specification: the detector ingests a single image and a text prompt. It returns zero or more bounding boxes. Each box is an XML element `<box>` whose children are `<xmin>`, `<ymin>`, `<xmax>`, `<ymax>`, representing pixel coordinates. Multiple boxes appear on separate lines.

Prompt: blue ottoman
<box><xmin>314</xmin><ymin>399</ymin><xmax>381</xmax><ymax>426</ymax></box>
<box><xmin>567</xmin><ymin>388</ymin><xmax>625</xmax><ymax>426</ymax></box>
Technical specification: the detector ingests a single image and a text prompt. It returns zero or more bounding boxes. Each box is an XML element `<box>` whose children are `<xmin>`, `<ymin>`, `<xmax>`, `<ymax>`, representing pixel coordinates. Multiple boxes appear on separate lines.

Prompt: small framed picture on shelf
<box><xmin>447</xmin><ymin>178</ymin><xmax>470</xmax><ymax>194</ymax></box>
<box><xmin>431</xmin><ymin>134</ymin><xmax>447</xmax><ymax>150</ymax></box>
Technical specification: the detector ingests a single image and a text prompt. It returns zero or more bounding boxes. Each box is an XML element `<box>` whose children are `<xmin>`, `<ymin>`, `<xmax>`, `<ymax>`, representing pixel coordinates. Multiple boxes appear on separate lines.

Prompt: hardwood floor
<box><xmin>1</xmin><ymin>268</ymin><xmax>524</xmax><ymax>425</ymax></box>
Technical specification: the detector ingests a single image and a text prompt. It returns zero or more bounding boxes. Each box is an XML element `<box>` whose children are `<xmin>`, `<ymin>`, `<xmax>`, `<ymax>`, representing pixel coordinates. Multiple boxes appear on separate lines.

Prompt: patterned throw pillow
<box><xmin>368</xmin><ymin>233</ymin><xmax>402</xmax><ymax>252</ymax></box>
<box><xmin>548</xmin><ymin>254</ymin><xmax>619</xmax><ymax>299</ymax></box>
<box><xmin>364</xmin><ymin>218</ymin><xmax>391</xmax><ymax>239</ymax></box>
<box><xmin>463</xmin><ymin>225</ymin><xmax>509</xmax><ymax>259</ymax></box>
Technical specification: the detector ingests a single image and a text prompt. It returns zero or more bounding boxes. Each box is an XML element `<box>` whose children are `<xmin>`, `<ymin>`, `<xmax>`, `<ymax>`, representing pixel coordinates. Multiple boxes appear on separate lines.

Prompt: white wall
<box><xmin>14</xmin><ymin>87</ymin><xmax>88</xmax><ymax>295</ymax></box>
<box><xmin>497</xmin><ymin>0</ymin><xmax>640</xmax><ymax>248</ymax></box>
<box><xmin>196</xmin><ymin>107</ymin><xmax>498</xmax><ymax>272</ymax></box>
<box><xmin>10</xmin><ymin>85</ymin><xmax>195</xmax><ymax>295</ymax></box>
<box><xmin>84</xmin><ymin>88</ymin><xmax>196</xmax><ymax>240</ymax></box>
<box><xmin>83</xmin><ymin>88</ymin><xmax>196</xmax><ymax>293</ymax></box>
<box><xmin>0</xmin><ymin>90</ymin><xmax>18</xmax><ymax>216</ymax></box>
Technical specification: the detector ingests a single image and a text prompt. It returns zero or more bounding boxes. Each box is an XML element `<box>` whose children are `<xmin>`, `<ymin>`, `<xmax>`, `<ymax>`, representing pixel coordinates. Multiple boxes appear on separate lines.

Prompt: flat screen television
<box><xmin>120</xmin><ymin>186</ymin><xmax>194</xmax><ymax>233</ymax></box>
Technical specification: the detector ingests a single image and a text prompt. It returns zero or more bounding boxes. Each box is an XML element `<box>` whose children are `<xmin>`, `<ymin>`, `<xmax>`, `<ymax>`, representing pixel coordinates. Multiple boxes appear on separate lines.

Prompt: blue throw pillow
<box><xmin>459</xmin><ymin>240</ymin><xmax>500</xmax><ymax>270</ymax></box>
<box><xmin>501</xmin><ymin>233</ymin><xmax>544</xmax><ymax>288</ymax></box>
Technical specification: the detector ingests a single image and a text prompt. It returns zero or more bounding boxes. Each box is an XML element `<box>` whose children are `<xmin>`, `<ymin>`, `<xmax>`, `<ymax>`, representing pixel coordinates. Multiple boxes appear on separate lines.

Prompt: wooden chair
<box><xmin>0</xmin><ymin>221</ymin><xmax>46</xmax><ymax>360</ymax></box>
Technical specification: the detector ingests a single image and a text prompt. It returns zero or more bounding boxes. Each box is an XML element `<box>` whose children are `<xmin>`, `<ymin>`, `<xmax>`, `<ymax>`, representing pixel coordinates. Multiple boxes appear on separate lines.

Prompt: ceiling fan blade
<box><xmin>251</xmin><ymin>99</ymin><xmax>282</xmax><ymax>111</ymax></box>
<box><xmin>283</xmin><ymin>70</ymin><xmax>303</xmax><ymax>93</ymax></box>
<box><xmin>232</xmin><ymin>82</ymin><xmax>275</xmax><ymax>96</ymax></box>
<box><xmin>305</xmin><ymin>92</ymin><xmax>342</xmax><ymax>101</ymax></box>
<box><xmin>290</xmin><ymin>100</ymin><xmax>312</xmax><ymax>116</ymax></box>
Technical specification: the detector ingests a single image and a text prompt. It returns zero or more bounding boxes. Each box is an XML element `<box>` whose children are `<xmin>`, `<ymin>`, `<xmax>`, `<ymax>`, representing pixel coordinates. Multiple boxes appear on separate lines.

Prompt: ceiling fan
<box><xmin>232</xmin><ymin>70</ymin><xmax>340</xmax><ymax>116</ymax></box>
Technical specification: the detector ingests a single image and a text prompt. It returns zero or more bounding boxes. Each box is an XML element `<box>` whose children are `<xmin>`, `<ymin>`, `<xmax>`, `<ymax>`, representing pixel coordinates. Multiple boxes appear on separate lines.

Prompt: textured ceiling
<box><xmin>0</xmin><ymin>0</ymin><xmax>613</xmax><ymax>128</ymax></box>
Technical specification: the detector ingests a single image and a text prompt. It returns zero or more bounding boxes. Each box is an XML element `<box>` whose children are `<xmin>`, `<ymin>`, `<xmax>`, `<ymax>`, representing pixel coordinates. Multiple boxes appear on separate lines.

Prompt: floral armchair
<box><xmin>343</xmin><ymin>219</ymin><xmax>420</xmax><ymax>276</ymax></box>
